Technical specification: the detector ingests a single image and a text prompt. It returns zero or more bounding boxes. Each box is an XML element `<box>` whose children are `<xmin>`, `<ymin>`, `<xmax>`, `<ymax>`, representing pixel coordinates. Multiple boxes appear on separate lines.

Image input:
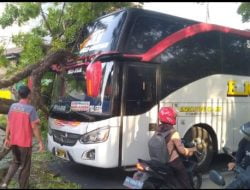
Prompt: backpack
<box><xmin>148</xmin><ymin>129</ymin><xmax>175</xmax><ymax>164</ymax></box>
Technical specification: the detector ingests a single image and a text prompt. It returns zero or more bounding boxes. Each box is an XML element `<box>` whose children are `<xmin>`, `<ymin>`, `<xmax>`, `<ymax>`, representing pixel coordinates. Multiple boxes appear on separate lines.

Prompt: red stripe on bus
<box><xmin>141</xmin><ymin>23</ymin><xmax>250</xmax><ymax>62</ymax></box>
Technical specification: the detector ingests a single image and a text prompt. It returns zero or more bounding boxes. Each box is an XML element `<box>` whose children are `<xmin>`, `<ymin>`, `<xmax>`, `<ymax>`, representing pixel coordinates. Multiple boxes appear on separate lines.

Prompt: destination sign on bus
<box><xmin>68</xmin><ymin>67</ymin><xmax>82</xmax><ymax>74</ymax></box>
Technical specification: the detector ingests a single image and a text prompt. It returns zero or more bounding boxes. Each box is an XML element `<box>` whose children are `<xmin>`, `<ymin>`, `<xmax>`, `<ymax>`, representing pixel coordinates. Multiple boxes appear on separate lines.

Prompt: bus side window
<box><xmin>221</xmin><ymin>33</ymin><xmax>250</xmax><ymax>75</ymax></box>
<box><xmin>125</xmin><ymin>65</ymin><xmax>157</xmax><ymax>115</ymax></box>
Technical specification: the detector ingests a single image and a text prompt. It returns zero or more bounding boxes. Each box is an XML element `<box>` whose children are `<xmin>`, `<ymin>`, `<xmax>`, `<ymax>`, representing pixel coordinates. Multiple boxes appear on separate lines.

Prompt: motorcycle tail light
<box><xmin>136</xmin><ymin>163</ymin><xmax>145</xmax><ymax>171</ymax></box>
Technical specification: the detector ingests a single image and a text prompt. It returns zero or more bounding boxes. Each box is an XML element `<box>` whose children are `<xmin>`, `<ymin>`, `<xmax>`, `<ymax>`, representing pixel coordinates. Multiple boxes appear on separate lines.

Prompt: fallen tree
<box><xmin>0</xmin><ymin>99</ymin><xmax>16</xmax><ymax>114</ymax></box>
<box><xmin>0</xmin><ymin>49</ymin><xmax>72</xmax><ymax>115</ymax></box>
<box><xmin>0</xmin><ymin>50</ymin><xmax>73</xmax><ymax>162</ymax></box>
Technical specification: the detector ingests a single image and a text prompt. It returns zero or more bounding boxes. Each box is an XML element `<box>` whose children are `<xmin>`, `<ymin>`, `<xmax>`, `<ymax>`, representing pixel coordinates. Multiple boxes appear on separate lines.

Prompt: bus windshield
<box><xmin>79</xmin><ymin>10</ymin><xmax>126</xmax><ymax>56</ymax></box>
<box><xmin>51</xmin><ymin>62</ymin><xmax>114</xmax><ymax>120</ymax></box>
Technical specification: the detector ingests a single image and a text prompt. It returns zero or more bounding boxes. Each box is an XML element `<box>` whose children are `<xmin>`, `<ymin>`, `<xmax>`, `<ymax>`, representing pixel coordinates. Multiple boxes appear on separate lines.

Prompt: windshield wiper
<box><xmin>70</xmin><ymin>110</ymin><xmax>95</xmax><ymax>122</ymax></box>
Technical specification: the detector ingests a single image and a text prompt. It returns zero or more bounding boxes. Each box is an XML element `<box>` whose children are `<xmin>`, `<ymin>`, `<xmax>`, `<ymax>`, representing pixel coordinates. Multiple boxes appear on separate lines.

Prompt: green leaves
<box><xmin>0</xmin><ymin>4</ymin><xmax>18</xmax><ymax>28</ymax></box>
<box><xmin>0</xmin><ymin>2</ymin><xmax>143</xmax><ymax>52</ymax></box>
<box><xmin>0</xmin><ymin>3</ymin><xmax>40</xmax><ymax>28</ymax></box>
<box><xmin>12</xmin><ymin>33</ymin><xmax>44</xmax><ymax>68</ymax></box>
<box><xmin>0</xmin><ymin>46</ymin><xmax>8</xmax><ymax>67</ymax></box>
<box><xmin>238</xmin><ymin>3</ymin><xmax>250</xmax><ymax>23</ymax></box>
<box><xmin>0</xmin><ymin>2</ymin><xmax>144</xmax><ymax>73</ymax></box>
<box><xmin>17</xmin><ymin>3</ymin><xmax>40</xmax><ymax>25</ymax></box>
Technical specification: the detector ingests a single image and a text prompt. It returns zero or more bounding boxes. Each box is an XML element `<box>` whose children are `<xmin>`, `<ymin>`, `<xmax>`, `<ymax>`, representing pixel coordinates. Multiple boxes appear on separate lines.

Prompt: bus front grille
<box><xmin>52</xmin><ymin>129</ymin><xmax>81</xmax><ymax>146</ymax></box>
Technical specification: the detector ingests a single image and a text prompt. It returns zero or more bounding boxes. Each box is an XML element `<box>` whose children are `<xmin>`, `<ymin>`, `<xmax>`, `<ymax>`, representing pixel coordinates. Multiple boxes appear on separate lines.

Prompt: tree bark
<box><xmin>0</xmin><ymin>62</ymin><xmax>40</xmax><ymax>89</ymax></box>
<box><xmin>30</xmin><ymin>50</ymin><xmax>72</xmax><ymax>115</ymax></box>
<box><xmin>0</xmin><ymin>99</ymin><xmax>16</xmax><ymax>114</ymax></box>
<box><xmin>0</xmin><ymin>49</ymin><xmax>73</xmax><ymax>115</ymax></box>
<box><xmin>0</xmin><ymin>49</ymin><xmax>73</xmax><ymax>160</ymax></box>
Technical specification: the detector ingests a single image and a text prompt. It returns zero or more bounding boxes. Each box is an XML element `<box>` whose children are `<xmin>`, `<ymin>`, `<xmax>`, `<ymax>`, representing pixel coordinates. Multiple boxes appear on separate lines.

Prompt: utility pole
<box><xmin>206</xmin><ymin>3</ymin><xmax>210</xmax><ymax>23</ymax></box>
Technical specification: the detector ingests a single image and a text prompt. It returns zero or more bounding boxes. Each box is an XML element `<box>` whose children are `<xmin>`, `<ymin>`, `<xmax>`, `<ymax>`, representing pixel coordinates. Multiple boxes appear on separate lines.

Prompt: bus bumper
<box><xmin>47</xmin><ymin>134</ymin><xmax>118</xmax><ymax>168</ymax></box>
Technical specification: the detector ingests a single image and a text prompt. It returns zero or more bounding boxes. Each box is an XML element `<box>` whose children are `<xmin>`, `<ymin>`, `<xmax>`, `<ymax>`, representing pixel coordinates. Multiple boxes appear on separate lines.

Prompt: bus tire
<box><xmin>184</xmin><ymin>126</ymin><xmax>215</xmax><ymax>172</ymax></box>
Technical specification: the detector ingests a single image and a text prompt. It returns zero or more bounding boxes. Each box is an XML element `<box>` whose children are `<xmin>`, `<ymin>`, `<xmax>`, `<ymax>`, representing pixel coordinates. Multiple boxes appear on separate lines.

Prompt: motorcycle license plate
<box><xmin>123</xmin><ymin>176</ymin><xmax>144</xmax><ymax>189</ymax></box>
<box><xmin>55</xmin><ymin>148</ymin><xmax>69</xmax><ymax>160</ymax></box>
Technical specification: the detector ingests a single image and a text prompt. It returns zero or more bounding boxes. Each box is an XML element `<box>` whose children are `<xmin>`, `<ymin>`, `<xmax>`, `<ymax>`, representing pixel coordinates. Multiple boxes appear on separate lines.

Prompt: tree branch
<box><xmin>0</xmin><ymin>62</ymin><xmax>40</xmax><ymax>89</ymax></box>
<box><xmin>30</xmin><ymin>49</ymin><xmax>72</xmax><ymax>114</ymax></box>
<box><xmin>57</xmin><ymin>2</ymin><xmax>66</xmax><ymax>34</ymax></box>
<box><xmin>0</xmin><ymin>99</ymin><xmax>16</xmax><ymax>114</ymax></box>
<box><xmin>0</xmin><ymin>49</ymin><xmax>73</xmax><ymax>115</ymax></box>
<box><xmin>40</xmin><ymin>5</ymin><xmax>54</xmax><ymax>37</ymax></box>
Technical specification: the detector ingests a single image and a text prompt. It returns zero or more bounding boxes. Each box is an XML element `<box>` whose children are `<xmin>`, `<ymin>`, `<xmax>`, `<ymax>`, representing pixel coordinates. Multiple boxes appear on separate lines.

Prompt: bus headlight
<box><xmin>79</xmin><ymin>126</ymin><xmax>110</xmax><ymax>144</ymax></box>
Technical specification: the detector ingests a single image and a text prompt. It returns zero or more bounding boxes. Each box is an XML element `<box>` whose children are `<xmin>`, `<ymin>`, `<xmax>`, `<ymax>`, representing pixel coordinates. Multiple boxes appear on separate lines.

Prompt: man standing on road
<box><xmin>0</xmin><ymin>85</ymin><xmax>45</xmax><ymax>189</ymax></box>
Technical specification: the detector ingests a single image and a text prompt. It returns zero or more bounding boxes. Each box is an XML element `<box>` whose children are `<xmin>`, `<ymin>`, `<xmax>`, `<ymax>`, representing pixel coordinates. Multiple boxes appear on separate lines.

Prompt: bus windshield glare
<box><xmin>51</xmin><ymin>62</ymin><xmax>114</xmax><ymax>118</ymax></box>
<box><xmin>79</xmin><ymin>10</ymin><xmax>126</xmax><ymax>56</ymax></box>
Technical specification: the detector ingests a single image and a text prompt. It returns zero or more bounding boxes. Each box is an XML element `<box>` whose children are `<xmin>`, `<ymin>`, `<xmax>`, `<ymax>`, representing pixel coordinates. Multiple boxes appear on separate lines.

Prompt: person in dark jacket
<box><xmin>157</xmin><ymin>107</ymin><xmax>197</xmax><ymax>189</ymax></box>
<box><xmin>228</xmin><ymin>121</ymin><xmax>250</xmax><ymax>171</ymax></box>
<box><xmin>226</xmin><ymin>121</ymin><xmax>250</xmax><ymax>189</ymax></box>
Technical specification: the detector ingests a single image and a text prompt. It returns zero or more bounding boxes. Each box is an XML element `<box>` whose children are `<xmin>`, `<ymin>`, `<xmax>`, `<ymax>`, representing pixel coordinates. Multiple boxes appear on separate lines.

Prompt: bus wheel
<box><xmin>184</xmin><ymin>126</ymin><xmax>214</xmax><ymax>172</ymax></box>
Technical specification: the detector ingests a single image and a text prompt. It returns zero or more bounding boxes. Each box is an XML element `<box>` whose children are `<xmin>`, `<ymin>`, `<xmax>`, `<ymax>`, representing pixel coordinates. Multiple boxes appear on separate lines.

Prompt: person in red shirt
<box><xmin>1</xmin><ymin>85</ymin><xmax>45</xmax><ymax>189</ymax></box>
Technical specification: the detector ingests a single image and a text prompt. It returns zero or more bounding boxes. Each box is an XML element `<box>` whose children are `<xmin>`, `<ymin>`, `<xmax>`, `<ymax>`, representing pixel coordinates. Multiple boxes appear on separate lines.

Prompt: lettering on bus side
<box><xmin>227</xmin><ymin>80</ymin><xmax>250</xmax><ymax>96</ymax></box>
<box><xmin>178</xmin><ymin>106</ymin><xmax>222</xmax><ymax>113</ymax></box>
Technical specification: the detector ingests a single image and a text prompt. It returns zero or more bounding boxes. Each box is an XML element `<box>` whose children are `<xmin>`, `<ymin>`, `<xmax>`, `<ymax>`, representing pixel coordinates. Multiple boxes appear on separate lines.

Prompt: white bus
<box><xmin>47</xmin><ymin>8</ymin><xmax>250</xmax><ymax>171</ymax></box>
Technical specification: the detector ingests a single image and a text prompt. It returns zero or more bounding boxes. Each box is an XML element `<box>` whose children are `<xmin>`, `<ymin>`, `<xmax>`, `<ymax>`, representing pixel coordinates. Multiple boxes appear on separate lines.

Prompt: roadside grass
<box><xmin>1</xmin><ymin>110</ymin><xmax>81</xmax><ymax>189</ymax></box>
<box><xmin>8</xmin><ymin>151</ymin><xmax>81</xmax><ymax>189</ymax></box>
<box><xmin>0</xmin><ymin>115</ymin><xmax>6</xmax><ymax>129</ymax></box>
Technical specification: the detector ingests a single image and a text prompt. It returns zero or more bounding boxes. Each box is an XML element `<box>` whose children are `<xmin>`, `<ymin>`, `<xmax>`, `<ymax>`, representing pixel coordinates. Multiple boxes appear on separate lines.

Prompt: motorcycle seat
<box><xmin>138</xmin><ymin>159</ymin><xmax>174</xmax><ymax>176</ymax></box>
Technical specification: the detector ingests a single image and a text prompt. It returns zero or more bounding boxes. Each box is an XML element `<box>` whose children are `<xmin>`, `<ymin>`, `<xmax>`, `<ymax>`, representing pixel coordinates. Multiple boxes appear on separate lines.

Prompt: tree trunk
<box><xmin>0</xmin><ymin>49</ymin><xmax>73</xmax><ymax>160</ymax></box>
<box><xmin>30</xmin><ymin>50</ymin><xmax>72</xmax><ymax>115</ymax></box>
<box><xmin>0</xmin><ymin>49</ymin><xmax>72</xmax><ymax>115</ymax></box>
<box><xmin>0</xmin><ymin>99</ymin><xmax>16</xmax><ymax>114</ymax></box>
<box><xmin>0</xmin><ymin>62</ymin><xmax>40</xmax><ymax>89</ymax></box>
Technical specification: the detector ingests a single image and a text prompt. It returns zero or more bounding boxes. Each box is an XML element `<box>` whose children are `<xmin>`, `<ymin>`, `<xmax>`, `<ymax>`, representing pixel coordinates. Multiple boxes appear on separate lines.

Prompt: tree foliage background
<box><xmin>237</xmin><ymin>2</ymin><xmax>250</xmax><ymax>24</ymax></box>
<box><xmin>0</xmin><ymin>2</ymin><xmax>143</xmax><ymax>116</ymax></box>
<box><xmin>0</xmin><ymin>2</ymin><xmax>248</xmax><ymax>116</ymax></box>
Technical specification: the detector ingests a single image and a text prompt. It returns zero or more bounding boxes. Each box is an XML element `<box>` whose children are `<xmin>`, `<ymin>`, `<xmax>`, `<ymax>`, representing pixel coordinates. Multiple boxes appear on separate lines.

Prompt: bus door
<box><xmin>121</xmin><ymin>63</ymin><xmax>158</xmax><ymax>166</ymax></box>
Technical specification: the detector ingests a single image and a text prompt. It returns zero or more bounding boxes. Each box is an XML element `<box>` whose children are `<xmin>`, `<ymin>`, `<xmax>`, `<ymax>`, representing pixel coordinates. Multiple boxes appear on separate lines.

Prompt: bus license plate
<box><xmin>123</xmin><ymin>176</ymin><xmax>144</xmax><ymax>189</ymax></box>
<box><xmin>55</xmin><ymin>148</ymin><xmax>68</xmax><ymax>160</ymax></box>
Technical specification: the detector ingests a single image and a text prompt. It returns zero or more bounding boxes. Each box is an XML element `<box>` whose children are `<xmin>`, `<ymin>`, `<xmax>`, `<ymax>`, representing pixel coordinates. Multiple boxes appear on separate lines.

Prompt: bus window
<box><xmin>79</xmin><ymin>11</ymin><xmax>126</xmax><ymax>56</ymax></box>
<box><xmin>125</xmin><ymin>16</ymin><xmax>195</xmax><ymax>54</ymax></box>
<box><xmin>221</xmin><ymin>33</ymin><xmax>250</xmax><ymax>76</ymax></box>
<box><xmin>124</xmin><ymin>64</ymin><xmax>157</xmax><ymax>115</ymax></box>
<box><xmin>157</xmin><ymin>31</ymin><xmax>222</xmax><ymax>98</ymax></box>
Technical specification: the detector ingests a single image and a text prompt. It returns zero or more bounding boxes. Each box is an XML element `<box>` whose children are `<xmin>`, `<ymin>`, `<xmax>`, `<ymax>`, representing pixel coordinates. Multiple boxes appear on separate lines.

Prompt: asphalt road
<box><xmin>0</xmin><ymin>129</ymin><xmax>235</xmax><ymax>189</ymax></box>
<box><xmin>48</xmin><ymin>154</ymin><xmax>234</xmax><ymax>189</ymax></box>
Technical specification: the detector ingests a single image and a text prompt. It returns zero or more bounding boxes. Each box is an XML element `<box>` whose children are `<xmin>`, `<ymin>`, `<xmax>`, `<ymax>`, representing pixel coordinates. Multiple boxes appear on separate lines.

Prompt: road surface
<box><xmin>48</xmin><ymin>154</ymin><xmax>234</xmax><ymax>189</ymax></box>
<box><xmin>0</xmin><ymin>128</ymin><xmax>235</xmax><ymax>189</ymax></box>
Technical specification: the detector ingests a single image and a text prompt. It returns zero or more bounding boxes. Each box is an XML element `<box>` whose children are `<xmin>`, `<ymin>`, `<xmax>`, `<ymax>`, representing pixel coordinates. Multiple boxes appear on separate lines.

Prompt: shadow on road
<box><xmin>48</xmin><ymin>153</ymin><xmax>233</xmax><ymax>189</ymax></box>
<box><xmin>49</xmin><ymin>160</ymin><xmax>132</xmax><ymax>189</ymax></box>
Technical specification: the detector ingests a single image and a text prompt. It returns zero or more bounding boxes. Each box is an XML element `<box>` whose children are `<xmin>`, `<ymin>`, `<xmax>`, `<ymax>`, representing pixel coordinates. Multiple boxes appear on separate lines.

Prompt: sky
<box><xmin>143</xmin><ymin>2</ymin><xmax>249</xmax><ymax>30</ymax></box>
<box><xmin>0</xmin><ymin>2</ymin><xmax>249</xmax><ymax>49</ymax></box>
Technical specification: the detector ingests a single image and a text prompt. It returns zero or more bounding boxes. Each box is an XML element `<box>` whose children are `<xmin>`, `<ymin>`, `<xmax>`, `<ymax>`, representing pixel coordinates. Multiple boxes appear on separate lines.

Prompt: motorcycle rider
<box><xmin>228</xmin><ymin>121</ymin><xmax>250</xmax><ymax>171</ymax></box>
<box><xmin>226</xmin><ymin>121</ymin><xmax>250</xmax><ymax>189</ymax></box>
<box><xmin>157</xmin><ymin>107</ymin><xmax>197</xmax><ymax>189</ymax></box>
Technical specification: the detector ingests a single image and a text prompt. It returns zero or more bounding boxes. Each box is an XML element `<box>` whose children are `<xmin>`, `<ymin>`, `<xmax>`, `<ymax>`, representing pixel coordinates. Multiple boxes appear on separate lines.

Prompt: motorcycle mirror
<box><xmin>209</xmin><ymin>170</ymin><xmax>225</xmax><ymax>186</ymax></box>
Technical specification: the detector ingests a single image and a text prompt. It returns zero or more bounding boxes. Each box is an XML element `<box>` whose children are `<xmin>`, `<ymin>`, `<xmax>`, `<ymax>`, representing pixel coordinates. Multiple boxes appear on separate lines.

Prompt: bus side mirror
<box><xmin>86</xmin><ymin>61</ymin><xmax>102</xmax><ymax>97</ymax></box>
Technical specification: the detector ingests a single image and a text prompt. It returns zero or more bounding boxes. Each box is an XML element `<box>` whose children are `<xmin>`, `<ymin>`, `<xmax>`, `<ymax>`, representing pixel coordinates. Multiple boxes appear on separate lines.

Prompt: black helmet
<box><xmin>240</xmin><ymin>122</ymin><xmax>250</xmax><ymax>141</ymax></box>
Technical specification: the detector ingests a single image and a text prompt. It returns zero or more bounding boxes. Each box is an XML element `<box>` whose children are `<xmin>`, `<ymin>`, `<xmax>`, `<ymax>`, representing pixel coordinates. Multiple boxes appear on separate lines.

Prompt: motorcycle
<box><xmin>123</xmin><ymin>140</ymin><xmax>203</xmax><ymax>189</ymax></box>
<box><xmin>209</xmin><ymin>147</ymin><xmax>250</xmax><ymax>189</ymax></box>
